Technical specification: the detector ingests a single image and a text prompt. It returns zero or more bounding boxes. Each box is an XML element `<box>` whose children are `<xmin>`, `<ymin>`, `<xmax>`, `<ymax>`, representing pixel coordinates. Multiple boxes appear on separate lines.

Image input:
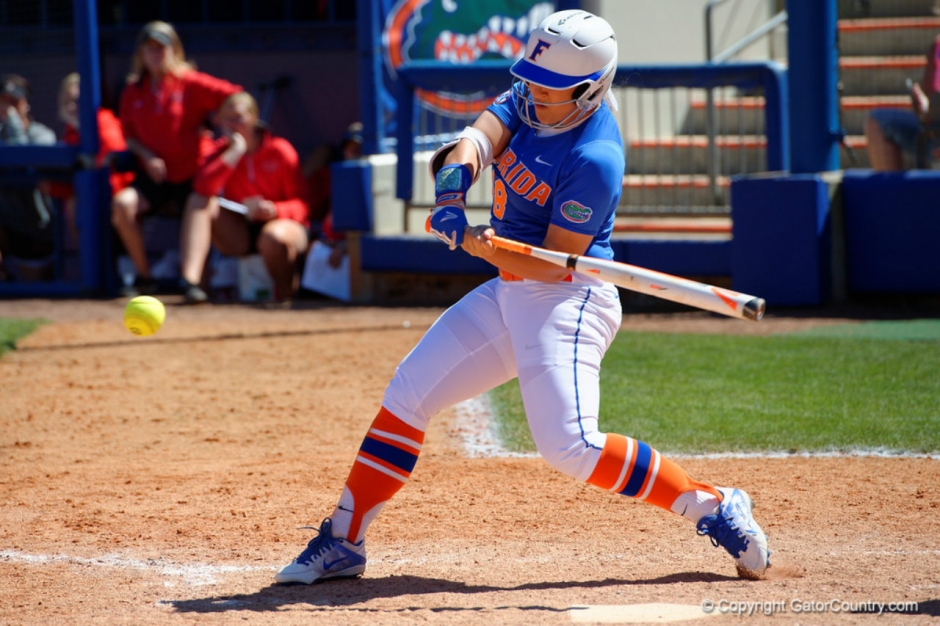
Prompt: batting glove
<box><xmin>428</xmin><ymin>163</ymin><xmax>471</xmax><ymax>250</ymax></box>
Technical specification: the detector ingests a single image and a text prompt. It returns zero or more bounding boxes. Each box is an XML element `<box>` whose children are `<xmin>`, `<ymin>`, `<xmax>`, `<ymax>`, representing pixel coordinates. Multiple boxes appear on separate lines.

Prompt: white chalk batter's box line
<box><xmin>0</xmin><ymin>550</ymin><xmax>272</xmax><ymax>586</ymax></box>
<box><xmin>453</xmin><ymin>398</ymin><xmax>939</xmax><ymax>460</ymax></box>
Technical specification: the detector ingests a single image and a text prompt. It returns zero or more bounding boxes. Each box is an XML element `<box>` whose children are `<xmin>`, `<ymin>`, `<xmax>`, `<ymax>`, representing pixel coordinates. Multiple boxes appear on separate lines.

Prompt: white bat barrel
<box><xmin>571</xmin><ymin>256</ymin><xmax>765</xmax><ymax>321</ymax></box>
<box><xmin>489</xmin><ymin>236</ymin><xmax>766</xmax><ymax>322</ymax></box>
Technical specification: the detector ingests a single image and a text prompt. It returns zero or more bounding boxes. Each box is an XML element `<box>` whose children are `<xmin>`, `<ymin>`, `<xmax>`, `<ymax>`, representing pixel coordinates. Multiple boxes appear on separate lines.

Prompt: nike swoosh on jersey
<box><xmin>535</xmin><ymin>155</ymin><xmax>552</xmax><ymax>166</ymax></box>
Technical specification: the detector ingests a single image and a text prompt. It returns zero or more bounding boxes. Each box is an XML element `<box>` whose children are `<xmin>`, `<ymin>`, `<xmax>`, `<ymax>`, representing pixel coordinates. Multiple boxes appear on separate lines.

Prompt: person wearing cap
<box><xmin>273</xmin><ymin>10</ymin><xmax>771</xmax><ymax>587</ymax></box>
<box><xmin>111</xmin><ymin>20</ymin><xmax>242</xmax><ymax>297</ymax></box>
<box><xmin>177</xmin><ymin>91</ymin><xmax>310</xmax><ymax>304</ymax></box>
<box><xmin>0</xmin><ymin>73</ymin><xmax>57</xmax><ymax>281</ymax></box>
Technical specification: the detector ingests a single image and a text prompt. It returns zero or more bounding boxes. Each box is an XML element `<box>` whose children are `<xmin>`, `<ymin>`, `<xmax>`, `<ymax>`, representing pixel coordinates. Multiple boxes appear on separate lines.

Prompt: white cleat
<box><xmin>696</xmin><ymin>487</ymin><xmax>770</xmax><ymax>579</ymax></box>
<box><xmin>275</xmin><ymin>518</ymin><xmax>367</xmax><ymax>585</ymax></box>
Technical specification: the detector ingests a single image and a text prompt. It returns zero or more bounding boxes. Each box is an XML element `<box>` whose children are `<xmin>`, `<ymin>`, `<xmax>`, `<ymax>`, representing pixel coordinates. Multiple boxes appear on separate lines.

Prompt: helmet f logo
<box><xmin>529</xmin><ymin>39</ymin><xmax>551</xmax><ymax>62</ymax></box>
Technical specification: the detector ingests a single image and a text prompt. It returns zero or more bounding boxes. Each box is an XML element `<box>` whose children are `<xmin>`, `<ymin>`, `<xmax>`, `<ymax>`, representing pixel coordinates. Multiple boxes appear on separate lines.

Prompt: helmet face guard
<box><xmin>510</xmin><ymin>80</ymin><xmax>597</xmax><ymax>133</ymax></box>
<box><xmin>510</xmin><ymin>10</ymin><xmax>617</xmax><ymax>132</ymax></box>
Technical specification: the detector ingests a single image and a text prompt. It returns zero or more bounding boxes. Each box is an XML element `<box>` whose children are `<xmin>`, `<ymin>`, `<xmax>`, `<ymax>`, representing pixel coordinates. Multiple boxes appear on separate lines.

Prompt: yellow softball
<box><xmin>123</xmin><ymin>296</ymin><xmax>166</xmax><ymax>337</ymax></box>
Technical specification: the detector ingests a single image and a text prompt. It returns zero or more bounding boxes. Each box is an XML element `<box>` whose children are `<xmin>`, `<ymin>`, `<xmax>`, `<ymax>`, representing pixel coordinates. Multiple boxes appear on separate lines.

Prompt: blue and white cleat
<box><xmin>696</xmin><ymin>487</ymin><xmax>770</xmax><ymax>580</ymax></box>
<box><xmin>275</xmin><ymin>518</ymin><xmax>367</xmax><ymax>584</ymax></box>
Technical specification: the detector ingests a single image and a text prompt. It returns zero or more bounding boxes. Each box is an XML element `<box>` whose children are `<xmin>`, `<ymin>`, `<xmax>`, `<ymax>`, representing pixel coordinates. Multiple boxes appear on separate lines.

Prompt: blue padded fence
<box><xmin>841</xmin><ymin>170</ymin><xmax>940</xmax><ymax>294</ymax></box>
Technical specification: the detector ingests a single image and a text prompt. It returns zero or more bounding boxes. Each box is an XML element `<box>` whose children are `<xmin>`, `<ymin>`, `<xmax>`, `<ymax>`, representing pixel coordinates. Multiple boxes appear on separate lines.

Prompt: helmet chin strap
<box><xmin>530</xmin><ymin>103</ymin><xmax>597</xmax><ymax>135</ymax></box>
<box><xmin>604</xmin><ymin>91</ymin><xmax>619</xmax><ymax>112</ymax></box>
<box><xmin>513</xmin><ymin>81</ymin><xmax>601</xmax><ymax>133</ymax></box>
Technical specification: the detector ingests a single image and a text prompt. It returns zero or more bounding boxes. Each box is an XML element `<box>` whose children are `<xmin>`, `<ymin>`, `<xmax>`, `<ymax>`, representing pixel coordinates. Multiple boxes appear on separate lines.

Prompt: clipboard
<box><xmin>300</xmin><ymin>240</ymin><xmax>351</xmax><ymax>302</ymax></box>
<box><xmin>218</xmin><ymin>197</ymin><xmax>248</xmax><ymax>215</ymax></box>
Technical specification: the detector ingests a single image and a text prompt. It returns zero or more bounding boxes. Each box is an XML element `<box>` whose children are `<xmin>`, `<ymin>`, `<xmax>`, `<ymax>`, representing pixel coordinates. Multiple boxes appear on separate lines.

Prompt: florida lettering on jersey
<box><xmin>485</xmin><ymin>88</ymin><xmax>626</xmax><ymax>260</ymax></box>
<box><xmin>494</xmin><ymin>148</ymin><xmax>552</xmax><ymax>208</ymax></box>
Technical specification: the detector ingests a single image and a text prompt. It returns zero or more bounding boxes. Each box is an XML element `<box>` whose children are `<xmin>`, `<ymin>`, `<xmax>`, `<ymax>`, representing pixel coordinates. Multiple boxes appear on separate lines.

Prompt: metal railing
<box><xmin>704</xmin><ymin>0</ymin><xmax>788</xmax><ymax>203</ymax></box>
<box><xmin>705</xmin><ymin>0</ymin><xmax>787</xmax><ymax>63</ymax></box>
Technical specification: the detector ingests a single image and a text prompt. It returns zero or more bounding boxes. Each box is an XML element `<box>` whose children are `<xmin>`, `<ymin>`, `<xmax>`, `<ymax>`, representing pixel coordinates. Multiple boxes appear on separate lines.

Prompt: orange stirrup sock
<box><xmin>329</xmin><ymin>408</ymin><xmax>425</xmax><ymax>543</ymax></box>
<box><xmin>586</xmin><ymin>434</ymin><xmax>720</xmax><ymax>513</ymax></box>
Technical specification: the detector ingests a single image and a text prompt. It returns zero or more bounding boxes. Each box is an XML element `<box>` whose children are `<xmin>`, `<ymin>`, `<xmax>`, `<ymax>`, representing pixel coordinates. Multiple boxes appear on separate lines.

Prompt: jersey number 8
<box><xmin>493</xmin><ymin>179</ymin><xmax>507</xmax><ymax>220</ymax></box>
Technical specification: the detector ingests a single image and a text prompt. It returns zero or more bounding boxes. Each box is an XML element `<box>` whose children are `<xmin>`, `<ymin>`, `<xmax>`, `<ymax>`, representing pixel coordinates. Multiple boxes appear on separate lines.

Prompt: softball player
<box><xmin>277</xmin><ymin>10</ymin><xmax>770</xmax><ymax>584</ymax></box>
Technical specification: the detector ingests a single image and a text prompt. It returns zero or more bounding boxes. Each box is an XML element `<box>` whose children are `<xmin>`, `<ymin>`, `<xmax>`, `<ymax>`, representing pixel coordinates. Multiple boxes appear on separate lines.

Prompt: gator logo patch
<box><xmin>560</xmin><ymin>200</ymin><xmax>592</xmax><ymax>224</ymax></box>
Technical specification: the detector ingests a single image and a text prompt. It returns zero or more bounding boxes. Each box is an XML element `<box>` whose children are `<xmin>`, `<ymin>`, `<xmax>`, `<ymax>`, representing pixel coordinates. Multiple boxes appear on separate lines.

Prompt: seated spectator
<box><xmin>111</xmin><ymin>20</ymin><xmax>241</xmax><ymax>297</ymax></box>
<box><xmin>302</xmin><ymin>121</ymin><xmax>363</xmax><ymax>231</ymax></box>
<box><xmin>302</xmin><ymin>122</ymin><xmax>363</xmax><ymax>269</ymax></box>
<box><xmin>179</xmin><ymin>91</ymin><xmax>310</xmax><ymax>304</ymax></box>
<box><xmin>48</xmin><ymin>72</ymin><xmax>135</xmax><ymax>245</ymax></box>
<box><xmin>865</xmin><ymin>34</ymin><xmax>940</xmax><ymax>170</ymax></box>
<box><xmin>0</xmin><ymin>73</ymin><xmax>57</xmax><ymax>281</ymax></box>
<box><xmin>341</xmin><ymin>122</ymin><xmax>364</xmax><ymax>161</ymax></box>
<box><xmin>0</xmin><ymin>74</ymin><xmax>56</xmax><ymax>145</ymax></box>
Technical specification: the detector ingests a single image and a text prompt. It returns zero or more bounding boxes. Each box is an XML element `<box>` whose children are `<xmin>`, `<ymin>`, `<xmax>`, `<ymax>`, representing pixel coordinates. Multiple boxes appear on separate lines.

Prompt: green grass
<box><xmin>790</xmin><ymin>319</ymin><xmax>940</xmax><ymax>341</ymax></box>
<box><xmin>488</xmin><ymin>329</ymin><xmax>940</xmax><ymax>454</ymax></box>
<box><xmin>0</xmin><ymin>317</ymin><xmax>45</xmax><ymax>357</ymax></box>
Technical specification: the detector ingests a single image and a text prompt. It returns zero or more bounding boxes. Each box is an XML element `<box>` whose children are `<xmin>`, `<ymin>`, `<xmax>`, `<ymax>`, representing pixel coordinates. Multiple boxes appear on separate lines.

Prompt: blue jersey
<box><xmin>486</xmin><ymin>89</ymin><xmax>625</xmax><ymax>260</ymax></box>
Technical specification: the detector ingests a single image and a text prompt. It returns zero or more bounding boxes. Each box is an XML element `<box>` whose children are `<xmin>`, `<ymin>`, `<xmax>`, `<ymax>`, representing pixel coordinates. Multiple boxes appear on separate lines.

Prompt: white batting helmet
<box><xmin>510</xmin><ymin>10</ymin><xmax>618</xmax><ymax>131</ymax></box>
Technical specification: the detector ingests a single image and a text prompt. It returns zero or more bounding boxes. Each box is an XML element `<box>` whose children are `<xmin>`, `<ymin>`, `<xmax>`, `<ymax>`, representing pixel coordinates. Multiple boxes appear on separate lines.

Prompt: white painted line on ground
<box><xmin>671</xmin><ymin>449</ymin><xmax>937</xmax><ymax>460</ymax></box>
<box><xmin>0</xmin><ymin>549</ymin><xmax>272</xmax><ymax>586</ymax></box>
<box><xmin>453</xmin><ymin>396</ymin><xmax>538</xmax><ymax>458</ymax></box>
<box><xmin>569</xmin><ymin>603</ymin><xmax>713</xmax><ymax>623</ymax></box>
<box><xmin>456</xmin><ymin>397</ymin><xmax>937</xmax><ymax>460</ymax></box>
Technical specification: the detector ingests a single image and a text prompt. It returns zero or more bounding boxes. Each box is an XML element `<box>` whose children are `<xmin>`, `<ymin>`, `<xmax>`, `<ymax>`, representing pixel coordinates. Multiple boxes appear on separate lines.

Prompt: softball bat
<box><xmin>490</xmin><ymin>235</ymin><xmax>765</xmax><ymax>321</ymax></box>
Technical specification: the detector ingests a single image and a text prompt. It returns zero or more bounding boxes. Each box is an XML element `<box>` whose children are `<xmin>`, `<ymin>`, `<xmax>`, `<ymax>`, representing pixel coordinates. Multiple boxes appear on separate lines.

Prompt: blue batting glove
<box><xmin>428</xmin><ymin>204</ymin><xmax>469</xmax><ymax>250</ymax></box>
<box><xmin>428</xmin><ymin>163</ymin><xmax>472</xmax><ymax>250</ymax></box>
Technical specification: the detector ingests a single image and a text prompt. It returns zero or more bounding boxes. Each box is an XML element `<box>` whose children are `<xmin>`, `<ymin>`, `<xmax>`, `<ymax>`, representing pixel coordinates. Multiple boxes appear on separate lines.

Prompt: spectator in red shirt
<box><xmin>179</xmin><ymin>91</ymin><xmax>310</xmax><ymax>304</ymax></box>
<box><xmin>50</xmin><ymin>72</ymin><xmax>135</xmax><ymax>244</ymax></box>
<box><xmin>111</xmin><ymin>20</ymin><xmax>241</xmax><ymax>297</ymax></box>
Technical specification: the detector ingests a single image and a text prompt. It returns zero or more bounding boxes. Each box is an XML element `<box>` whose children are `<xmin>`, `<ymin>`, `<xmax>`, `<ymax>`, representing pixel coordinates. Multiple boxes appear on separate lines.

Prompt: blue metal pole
<box><xmin>762</xmin><ymin>62</ymin><xmax>790</xmax><ymax>172</ymax></box>
<box><xmin>73</xmin><ymin>0</ymin><xmax>105</xmax><ymax>294</ymax></box>
<box><xmin>787</xmin><ymin>0</ymin><xmax>840</xmax><ymax>173</ymax></box>
<box><xmin>394</xmin><ymin>78</ymin><xmax>415</xmax><ymax>201</ymax></box>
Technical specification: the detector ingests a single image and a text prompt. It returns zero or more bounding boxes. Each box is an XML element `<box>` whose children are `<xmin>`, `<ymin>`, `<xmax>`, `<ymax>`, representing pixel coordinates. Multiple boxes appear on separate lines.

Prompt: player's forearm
<box><xmin>462</xmin><ymin>231</ymin><xmax>570</xmax><ymax>282</ymax></box>
<box><xmin>462</xmin><ymin>223</ymin><xmax>594</xmax><ymax>282</ymax></box>
<box><xmin>488</xmin><ymin>248</ymin><xmax>572</xmax><ymax>282</ymax></box>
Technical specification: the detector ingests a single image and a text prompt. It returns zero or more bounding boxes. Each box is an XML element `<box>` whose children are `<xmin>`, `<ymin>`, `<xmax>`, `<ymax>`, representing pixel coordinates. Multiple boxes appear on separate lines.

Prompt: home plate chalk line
<box><xmin>0</xmin><ymin>549</ymin><xmax>271</xmax><ymax>586</ymax></box>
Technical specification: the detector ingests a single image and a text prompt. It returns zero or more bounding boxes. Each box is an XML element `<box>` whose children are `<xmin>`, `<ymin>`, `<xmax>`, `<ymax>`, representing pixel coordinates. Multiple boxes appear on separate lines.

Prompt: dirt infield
<box><xmin>1</xmin><ymin>297</ymin><xmax>938</xmax><ymax>625</ymax></box>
